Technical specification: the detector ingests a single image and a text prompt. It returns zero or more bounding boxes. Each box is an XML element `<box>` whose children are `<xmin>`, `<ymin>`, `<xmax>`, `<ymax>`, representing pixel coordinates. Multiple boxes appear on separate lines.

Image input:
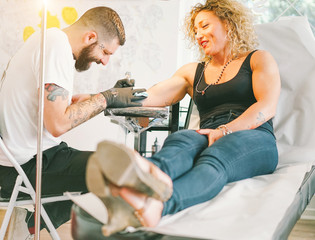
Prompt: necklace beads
<box><xmin>196</xmin><ymin>59</ymin><xmax>232</xmax><ymax>95</ymax></box>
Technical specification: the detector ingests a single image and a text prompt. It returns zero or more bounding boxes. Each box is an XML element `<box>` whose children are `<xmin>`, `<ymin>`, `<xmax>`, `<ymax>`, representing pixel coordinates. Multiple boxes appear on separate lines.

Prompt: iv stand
<box><xmin>35</xmin><ymin>1</ymin><xmax>47</xmax><ymax>239</ymax></box>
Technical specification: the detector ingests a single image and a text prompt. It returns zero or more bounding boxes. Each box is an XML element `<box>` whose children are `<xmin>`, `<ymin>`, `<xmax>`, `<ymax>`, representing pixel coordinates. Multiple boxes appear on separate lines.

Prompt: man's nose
<box><xmin>100</xmin><ymin>56</ymin><xmax>110</xmax><ymax>66</ymax></box>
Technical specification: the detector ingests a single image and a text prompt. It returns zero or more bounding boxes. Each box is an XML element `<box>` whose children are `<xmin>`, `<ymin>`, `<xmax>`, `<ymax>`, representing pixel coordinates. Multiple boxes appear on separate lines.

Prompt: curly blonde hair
<box><xmin>184</xmin><ymin>0</ymin><xmax>258</xmax><ymax>62</ymax></box>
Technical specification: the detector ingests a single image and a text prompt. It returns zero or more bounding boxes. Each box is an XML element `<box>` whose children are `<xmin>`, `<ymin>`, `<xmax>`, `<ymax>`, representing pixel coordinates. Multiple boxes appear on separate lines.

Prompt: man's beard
<box><xmin>75</xmin><ymin>42</ymin><xmax>99</xmax><ymax>72</ymax></box>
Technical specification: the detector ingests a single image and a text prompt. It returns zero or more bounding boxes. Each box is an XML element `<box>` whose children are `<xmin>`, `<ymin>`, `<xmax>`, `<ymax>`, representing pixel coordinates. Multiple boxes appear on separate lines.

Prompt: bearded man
<box><xmin>0</xmin><ymin>6</ymin><xmax>145</xmax><ymax>239</ymax></box>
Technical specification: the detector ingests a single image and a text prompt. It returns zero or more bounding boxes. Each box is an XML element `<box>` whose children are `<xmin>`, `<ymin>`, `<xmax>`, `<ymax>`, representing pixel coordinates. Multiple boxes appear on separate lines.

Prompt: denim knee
<box><xmin>162</xmin><ymin>129</ymin><xmax>207</xmax><ymax>147</ymax></box>
<box><xmin>148</xmin><ymin>130</ymin><xmax>208</xmax><ymax>180</ymax></box>
<box><xmin>195</xmin><ymin>129</ymin><xmax>278</xmax><ymax>182</ymax></box>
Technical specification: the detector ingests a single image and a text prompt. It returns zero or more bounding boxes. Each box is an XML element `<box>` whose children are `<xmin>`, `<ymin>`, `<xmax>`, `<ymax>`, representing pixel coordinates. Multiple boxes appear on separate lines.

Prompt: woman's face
<box><xmin>194</xmin><ymin>10</ymin><xmax>229</xmax><ymax>56</ymax></box>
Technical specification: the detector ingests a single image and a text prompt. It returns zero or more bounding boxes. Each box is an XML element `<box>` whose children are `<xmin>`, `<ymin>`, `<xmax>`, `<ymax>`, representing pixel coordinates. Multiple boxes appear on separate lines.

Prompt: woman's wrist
<box><xmin>217</xmin><ymin>125</ymin><xmax>233</xmax><ymax>136</ymax></box>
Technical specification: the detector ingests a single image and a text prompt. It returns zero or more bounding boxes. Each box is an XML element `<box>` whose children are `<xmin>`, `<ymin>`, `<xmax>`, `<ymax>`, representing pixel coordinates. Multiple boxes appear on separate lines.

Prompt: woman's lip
<box><xmin>200</xmin><ymin>41</ymin><xmax>208</xmax><ymax>48</ymax></box>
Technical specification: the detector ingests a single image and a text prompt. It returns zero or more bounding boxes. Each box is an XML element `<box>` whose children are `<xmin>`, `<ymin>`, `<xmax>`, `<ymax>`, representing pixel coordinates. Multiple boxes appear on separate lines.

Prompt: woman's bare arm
<box><xmin>142</xmin><ymin>63</ymin><xmax>197</xmax><ymax>107</ymax></box>
<box><xmin>226</xmin><ymin>50</ymin><xmax>281</xmax><ymax>131</ymax></box>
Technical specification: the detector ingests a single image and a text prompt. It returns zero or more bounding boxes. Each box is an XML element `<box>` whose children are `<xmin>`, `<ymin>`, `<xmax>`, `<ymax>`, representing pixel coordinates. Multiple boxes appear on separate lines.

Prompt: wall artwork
<box><xmin>0</xmin><ymin>0</ymin><xmax>179</xmax><ymax>93</ymax></box>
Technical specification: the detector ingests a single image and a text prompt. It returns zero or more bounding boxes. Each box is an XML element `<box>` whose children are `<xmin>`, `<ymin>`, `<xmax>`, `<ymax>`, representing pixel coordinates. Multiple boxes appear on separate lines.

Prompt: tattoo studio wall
<box><xmin>0</xmin><ymin>0</ymin><xmax>180</xmax><ymax>150</ymax></box>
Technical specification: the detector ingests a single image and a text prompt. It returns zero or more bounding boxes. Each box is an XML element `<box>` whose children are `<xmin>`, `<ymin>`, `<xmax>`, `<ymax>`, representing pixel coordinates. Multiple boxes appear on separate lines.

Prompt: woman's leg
<box><xmin>162</xmin><ymin>128</ymin><xmax>278</xmax><ymax>216</ymax></box>
<box><xmin>114</xmin><ymin>130</ymin><xmax>208</xmax><ymax>228</ymax></box>
<box><xmin>147</xmin><ymin>129</ymin><xmax>208</xmax><ymax>180</ymax></box>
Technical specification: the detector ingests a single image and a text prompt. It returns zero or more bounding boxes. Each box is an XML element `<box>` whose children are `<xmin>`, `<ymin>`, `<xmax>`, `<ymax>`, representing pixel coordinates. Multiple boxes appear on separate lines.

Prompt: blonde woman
<box><xmin>87</xmin><ymin>0</ymin><xmax>281</xmax><ymax>235</ymax></box>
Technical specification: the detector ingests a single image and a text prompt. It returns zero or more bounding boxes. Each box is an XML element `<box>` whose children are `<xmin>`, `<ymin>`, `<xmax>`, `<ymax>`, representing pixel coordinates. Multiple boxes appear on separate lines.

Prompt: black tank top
<box><xmin>193</xmin><ymin>50</ymin><xmax>263</xmax><ymax>128</ymax></box>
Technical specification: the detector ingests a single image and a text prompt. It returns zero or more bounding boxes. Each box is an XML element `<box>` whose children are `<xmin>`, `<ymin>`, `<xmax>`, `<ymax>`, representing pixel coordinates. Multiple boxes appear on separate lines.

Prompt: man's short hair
<box><xmin>77</xmin><ymin>7</ymin><xmax>126</xmax><ymax>45</ymax></box>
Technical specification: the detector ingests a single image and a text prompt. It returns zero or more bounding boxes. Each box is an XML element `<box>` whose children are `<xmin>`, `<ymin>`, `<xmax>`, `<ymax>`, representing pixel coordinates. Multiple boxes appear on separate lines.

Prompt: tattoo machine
<box><xmin>125</xmin><ymin>71</ymin><xmax>148</xmax><ymax>98</ymax></box>
<box><xmin>125</xmin><ymin>71</ymin><xmax>131</xmax><ymax>81</ymax></box>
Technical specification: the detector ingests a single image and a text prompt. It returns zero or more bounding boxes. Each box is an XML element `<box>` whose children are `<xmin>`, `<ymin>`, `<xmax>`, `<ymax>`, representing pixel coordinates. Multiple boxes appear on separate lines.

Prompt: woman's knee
<box><xmin>163</xmin><ymin>130</ymin><xmax>207</xmax><ymax>147</ymax></box>
<box><xmin>197</xmin><ymin>129</ymin><xmax>277</xmax><ymax>167</ymax></box>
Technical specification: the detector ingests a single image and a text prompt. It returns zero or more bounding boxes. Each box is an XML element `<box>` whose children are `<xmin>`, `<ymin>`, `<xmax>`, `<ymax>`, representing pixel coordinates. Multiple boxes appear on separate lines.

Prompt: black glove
<box><xmin>113</xmin><ymin>78</ymin><xmax>135</xmax><ymax>88</ymax></box>
<box><xmin>101</xmin><ymin>87</ymin><xmax>147</xmax><ymax>108</ymax></box>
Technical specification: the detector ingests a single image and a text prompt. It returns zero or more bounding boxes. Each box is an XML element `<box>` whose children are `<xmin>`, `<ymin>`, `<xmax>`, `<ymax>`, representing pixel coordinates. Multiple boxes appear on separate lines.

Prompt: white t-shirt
<box><xmin>0</xmin><ymin>28</ymin><xmax>75</xmax><ymax>166</ymax></box>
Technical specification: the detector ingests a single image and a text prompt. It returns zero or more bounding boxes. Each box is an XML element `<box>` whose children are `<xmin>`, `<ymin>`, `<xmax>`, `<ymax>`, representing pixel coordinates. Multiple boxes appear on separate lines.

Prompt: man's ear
<box><xmin>83</xmin><ymin>31</ymin><xmax>98</xmax><ymax>45</ymax></box>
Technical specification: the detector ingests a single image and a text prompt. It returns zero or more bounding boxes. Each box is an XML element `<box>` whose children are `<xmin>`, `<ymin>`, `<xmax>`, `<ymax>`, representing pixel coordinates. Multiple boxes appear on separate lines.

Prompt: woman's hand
<box><xmin>196</xmin><ymin>129</ymin><xmax>223</xmax><ymax>146</ymax></box>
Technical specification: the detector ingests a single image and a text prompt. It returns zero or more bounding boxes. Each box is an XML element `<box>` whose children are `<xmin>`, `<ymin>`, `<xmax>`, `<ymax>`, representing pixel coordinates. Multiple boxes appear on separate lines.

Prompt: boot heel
<box><xmin>86</xmin><ymin>154</ymin><xmax>110</xmax><ymax>198</ymax></box>
<box><xmin>93</xmin><ymin>140</ymin><xmax>172</xmax><ymax>202</ymax></box>
<box><xmin>101</xmin><ymin>196</ymin><xmax>141</xmax><ymax>237</ymax></box>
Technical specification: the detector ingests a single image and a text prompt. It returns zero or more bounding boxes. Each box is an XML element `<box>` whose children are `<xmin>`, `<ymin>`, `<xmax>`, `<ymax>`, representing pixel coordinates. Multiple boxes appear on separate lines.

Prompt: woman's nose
<box><xmin>195</xmin><ymin>30</ymin><xmax>203</xmax><ymax>41</ymax></box>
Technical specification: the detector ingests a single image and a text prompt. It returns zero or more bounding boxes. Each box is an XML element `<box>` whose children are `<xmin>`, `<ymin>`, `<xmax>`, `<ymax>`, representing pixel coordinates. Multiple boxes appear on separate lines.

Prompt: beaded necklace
<box><xmin>195</xmin><ymin>59</ymin><xmax>232</xmax><ymax>95</ymax></box>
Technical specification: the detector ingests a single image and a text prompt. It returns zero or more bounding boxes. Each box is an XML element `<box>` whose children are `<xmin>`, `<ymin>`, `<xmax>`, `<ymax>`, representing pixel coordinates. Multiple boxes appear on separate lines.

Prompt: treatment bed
<box><xmin>70</xmin><ymin>16</ymin><xmax>315</xmax><ymax>240</ymax></box>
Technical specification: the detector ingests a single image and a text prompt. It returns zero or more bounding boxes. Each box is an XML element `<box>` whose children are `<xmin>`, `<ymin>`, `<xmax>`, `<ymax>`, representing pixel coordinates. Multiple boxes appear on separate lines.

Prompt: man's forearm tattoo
<box><xmin>45</xmin><ymin>84</ymin><xmax>69</xmax><ymax>101</ymax></box>
<box><xmin>68</xmin><ymin>95</ymin><xmax>104</xmax><ymax>129</ymax></box>
<box><xmin>45</xmin><ymin>84</ymin><xmax>104</xmax><ymax>129</ymax></box>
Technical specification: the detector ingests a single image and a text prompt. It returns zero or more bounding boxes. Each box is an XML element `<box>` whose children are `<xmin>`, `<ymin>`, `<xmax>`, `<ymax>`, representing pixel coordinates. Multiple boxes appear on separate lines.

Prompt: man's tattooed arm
<box><xmin>44</xmin><ymin>83</ymin><xmax>106</xmax><ymax>133</ymax></box>
<box><xmin>45</xmin><ymin>84</ymin><xmax>69</xmax><ymax>101</ymax></box>
<box><xmin>67</xmin><ymin>96</ymin><xmax>105</xmax><ymax>129</ymax></box>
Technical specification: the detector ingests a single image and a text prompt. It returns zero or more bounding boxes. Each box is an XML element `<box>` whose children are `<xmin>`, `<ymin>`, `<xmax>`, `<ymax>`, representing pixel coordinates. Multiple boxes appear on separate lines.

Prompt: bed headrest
<box><xmin>255</xmin><ymin>17</ymin><xmax>315</xmax><ymax>165</ymax></box>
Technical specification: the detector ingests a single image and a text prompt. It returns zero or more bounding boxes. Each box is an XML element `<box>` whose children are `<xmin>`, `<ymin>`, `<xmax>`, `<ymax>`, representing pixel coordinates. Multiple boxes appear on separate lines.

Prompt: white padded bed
<box><xmin>70</xmin><ymin>16</ymin><xmax>315</xmax><ymax>240</ymax></box>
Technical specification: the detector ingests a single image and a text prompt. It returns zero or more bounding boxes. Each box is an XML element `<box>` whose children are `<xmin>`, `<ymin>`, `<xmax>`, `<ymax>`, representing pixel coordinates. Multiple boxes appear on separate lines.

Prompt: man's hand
<box><xmin>113</xmin><ymin>78</ymin><xmax>135</xmax><ymax>88</ymax></box>
<box><xmin>101</xmin><ymin>87</ymin><xmax>147</xmax><ymax>108</ymax></box>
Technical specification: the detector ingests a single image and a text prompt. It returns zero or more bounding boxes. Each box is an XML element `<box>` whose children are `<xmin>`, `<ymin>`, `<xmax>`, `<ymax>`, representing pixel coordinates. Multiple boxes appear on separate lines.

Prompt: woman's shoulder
<box><xmin>249</xmin><ymin>49</ymin><xmax>274</xmax><ymax>60</ymax></box>
<box><xmin>177</xmin><ymin>62</ymin><xmax>200</xmax><ymax>76</ymax></box>
<box><xmin>249</xmin><ymin>50</ymin><xmax>276</xmax><ymax>65</ymax></box>
<box><xmin>175</xmin><ymin>62</ymin><xmax>199</xmax><ymax>75</ymax></box>
<box><xmin>181</xmin><ymin>62</ymin><xmax>200</xmax><ymax>69</ymax></box>
<box><xmin>174</xmin><ymin>62</ymin><xmax>200</xmax><ymax>85</ymax></box>
<box><xmin>248</xmin><ymin>49</ymin><xmax>279</xmax><ymax>72</ymax></box>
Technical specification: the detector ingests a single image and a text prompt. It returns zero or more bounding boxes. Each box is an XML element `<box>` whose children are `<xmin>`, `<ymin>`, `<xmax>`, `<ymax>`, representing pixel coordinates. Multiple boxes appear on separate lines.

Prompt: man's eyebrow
<box><xmin>104</xmin><ymin>49</ymin><xmax>114</xmax><ymax>55</ymax></box>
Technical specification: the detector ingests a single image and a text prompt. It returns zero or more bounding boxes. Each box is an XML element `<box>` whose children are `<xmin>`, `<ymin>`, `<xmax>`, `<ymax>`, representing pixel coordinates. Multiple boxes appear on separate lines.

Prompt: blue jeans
<box><xmin>147</xmin><ymin>121</ymin><xmax>278</xmax><ymax>216</ymax></box>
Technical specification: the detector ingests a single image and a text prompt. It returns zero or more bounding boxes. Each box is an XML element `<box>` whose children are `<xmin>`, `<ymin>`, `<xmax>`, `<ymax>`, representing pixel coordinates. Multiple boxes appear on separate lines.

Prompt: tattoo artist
<box><xmin>0</xmin><ymin>6</ymin><xmax>146</xmax><ymax>238</ymax></box>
